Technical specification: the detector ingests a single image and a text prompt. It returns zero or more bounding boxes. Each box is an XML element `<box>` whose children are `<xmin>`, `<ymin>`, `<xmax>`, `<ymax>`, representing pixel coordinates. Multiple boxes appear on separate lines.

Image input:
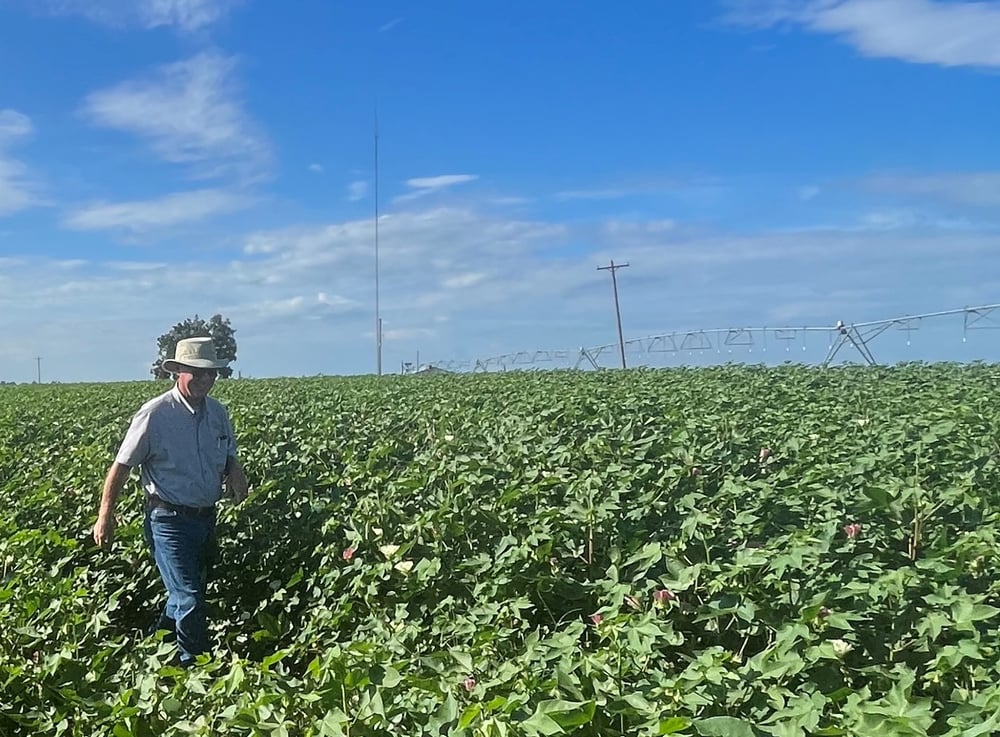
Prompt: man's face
<box><xmin>176</xmin><ymin>367</ymin><xmax>218</xmax><ymax>403</ymax></box>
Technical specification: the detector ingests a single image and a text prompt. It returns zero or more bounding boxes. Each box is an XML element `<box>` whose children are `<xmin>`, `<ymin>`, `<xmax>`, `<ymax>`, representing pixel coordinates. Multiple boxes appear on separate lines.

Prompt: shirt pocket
<box><xmin>204</xmin><ymin>420</ymin><xmax>231</xmax><ymax>476</ymax></box>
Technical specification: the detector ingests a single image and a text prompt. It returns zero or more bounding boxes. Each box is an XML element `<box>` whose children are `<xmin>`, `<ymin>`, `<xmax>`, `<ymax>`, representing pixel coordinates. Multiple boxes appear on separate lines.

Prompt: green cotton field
<box><xmin>3</xmin><ymin>364</ymin><xmax>1000</xmax><ymax>736</ymax></box>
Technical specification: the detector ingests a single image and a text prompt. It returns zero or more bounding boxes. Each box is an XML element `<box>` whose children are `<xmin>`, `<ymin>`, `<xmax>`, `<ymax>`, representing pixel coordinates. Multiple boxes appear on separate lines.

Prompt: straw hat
<box><xmin>162</xmin><ymin>337</ymin><xmax>230</xmax><ymax>373</ymax></box>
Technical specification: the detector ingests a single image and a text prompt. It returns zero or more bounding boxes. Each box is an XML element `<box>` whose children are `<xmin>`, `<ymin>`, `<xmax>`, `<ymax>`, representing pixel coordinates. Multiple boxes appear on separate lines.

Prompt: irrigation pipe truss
<box><xmin>414</xmin><ymin>303</ymin><xmax>1000</xmax><ymax>374</ymax></box>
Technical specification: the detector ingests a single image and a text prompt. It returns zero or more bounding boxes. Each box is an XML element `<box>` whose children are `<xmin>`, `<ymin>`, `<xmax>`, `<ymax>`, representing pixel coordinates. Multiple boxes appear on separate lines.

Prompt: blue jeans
<box><xmin>144</xmin><ymin>507</ymin><xmax>218</xmax><ymax>665</ymax></box>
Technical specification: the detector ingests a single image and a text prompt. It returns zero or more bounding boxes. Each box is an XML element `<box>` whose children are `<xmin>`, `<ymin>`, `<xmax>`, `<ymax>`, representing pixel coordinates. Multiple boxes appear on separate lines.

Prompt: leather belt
<box><xmin>146</xmin><ymin>495</ymin><xmax>216</xmax><ymax>518</ymax></box>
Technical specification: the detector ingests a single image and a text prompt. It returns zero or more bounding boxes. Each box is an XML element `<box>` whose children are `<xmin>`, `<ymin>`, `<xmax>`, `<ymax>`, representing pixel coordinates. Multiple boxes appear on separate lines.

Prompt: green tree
<box><xmin>151</xmin><ymin>314</ymin><xmax>237</xmax><ymax>379</ymax></box>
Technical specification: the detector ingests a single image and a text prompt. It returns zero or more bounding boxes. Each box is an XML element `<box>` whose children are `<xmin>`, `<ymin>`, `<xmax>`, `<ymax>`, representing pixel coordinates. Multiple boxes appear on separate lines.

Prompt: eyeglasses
<box><xmin>180</xmin><ymin>368</ymin><xmax>219</xmax><ymax>379</ymax></box>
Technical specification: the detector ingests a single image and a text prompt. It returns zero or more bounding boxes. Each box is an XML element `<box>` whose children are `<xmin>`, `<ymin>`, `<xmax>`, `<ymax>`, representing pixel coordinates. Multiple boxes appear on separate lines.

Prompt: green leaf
<box><xmin>521</xmin><ymin>700</ymin><xmax>596</xmax><ymax>735</ymax></box>
<box><xmin>458</xmin><ymin>704</ymin><xmax>482</xmax><ymax>730</ymax></box>
<box><xmin>659</xmin><ymin>717</ymin><xmax>693</xmax><ymax>734</ymax></box>
<box><xmin>545</xmin><ymin>700</ymin><xmax>596</xmax><ymax>728</ymax></box>
<box><xmin>970</xmin><ymin>605</ymin><xmax>1000</xmax><ymax>622</ymax></box>
<box><xmin>624</xmin><ymin>693</ymin><xmax>655</xmax><ymax>712</ymax></box>
<box><xmin>694</xmin><ymin>716</ymin><xmax>755</xmax><ymax>737</ymax></box>
<box><xmin>861</xmin><ymin>485</ymin><xmax>894</xmax><ymax>509</ymax></box>
<box><xmin>428</xmin><ymin>694</ymin><xmax>459</xmax><ymax>733</ymax></box>
<box><xmin>450</xmin><ymin>649</ymin><xmax>474</xmax><ymax>672</ymax></box>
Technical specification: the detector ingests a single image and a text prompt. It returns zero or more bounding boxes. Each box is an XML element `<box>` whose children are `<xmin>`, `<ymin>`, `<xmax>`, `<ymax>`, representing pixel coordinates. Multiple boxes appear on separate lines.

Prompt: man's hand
<box><xmin>93</xmin><ymin>513</ymin><xmax>116</xmax><ymax>548</ymax></box>
<box><xmin>94</xmin><ymin>462</ymin><xmax>129</xmax><ymax>549</ymax></box>
<box><xmin>227</xmin><ymin>477</ymin><xmax>249</xmax><ymax>503</ymax></box>
<box><xmin>225</xmin><ymin>456</ymin><xmax>250</xmax><ymax>503</ymax></box>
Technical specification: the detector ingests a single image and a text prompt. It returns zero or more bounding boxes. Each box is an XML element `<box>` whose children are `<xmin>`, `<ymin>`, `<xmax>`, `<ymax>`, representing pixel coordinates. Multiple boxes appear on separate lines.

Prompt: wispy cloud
<box><xmin>407</xmin><ymin>174</ymin><xmax>478</xmax><ymax>189</ymax></box>
<box><xmin>242</xmin><ymin>292</ymin><xmax>361</xmax><ymax>322</ymax></box>
<box><xmin>798</xmin><ymin>185</ymin><xmax>821</xmax><ymax>201</ymax></box>
<box><xmin>0</xmin><ymin>110</ymin><xmax>39</xmax><ymax>217</ymax></box>
<box><xmin>24</xmin><ymin>0</ymin><xmax>244</xmax><ymax>33</ymax></box>
<box><xmin>308</xmin><ymin>163</ymin><xmax>324</xmax><ymax>174</ymax></box>
<box><xmin>63</xmin><ymin>189</ymin><xmax>256</xmax><ymax>233</ymax></box>
<box><xmin>395</xmin><ymin>174</ymin><xmax>478</xmax><ymax>202</ymax></box>
<box><xmin>80</xmin><ymin>51</ymin><xmax>270</xmax><ymax>181</ymax></box>
<box><xmin>859</xmin><ymin>209</ymin><xmax>921</xmax><ymax>231</ymax></box>
<box><xmin>489</xmin><ymin>195</ymin><xmax>532</xmax><ymax>206</ymax></box>
<box><xmin>726</xmin><ymin>0</ymin><xmax>1000</xmax><ymax>68</ymax></box>
<box><xmin>551</xmin><ymin>178</ymin><xmax>720</xmax><ymax>202</ymax></box>
<box><xmin>347</xmin><ymin>180</ymin><xmax>369</xmax><ymax>201</ymax></box>
<box><xmin>379</xmin><ymin>17</ymin><xmax>403</xmax><ymax>32</ymax></box>
<box><xmin>0</xmin><ymin>200</ymin><xmax>997</xmax><ymax>380</ymax></box>
<box><xmin>554</xmin><ymin>187</ymin><xmax>644</xmax><ymax>202</ymax></box>
<box><xmin>866</xmin><ymin>172</ymin><xmax>1000</xmax><ymax>208</ymax></box>
<box><xmin>443</xmin><ymin>272</ymin><xmax>487</xmax><ymax>289</ymax></box>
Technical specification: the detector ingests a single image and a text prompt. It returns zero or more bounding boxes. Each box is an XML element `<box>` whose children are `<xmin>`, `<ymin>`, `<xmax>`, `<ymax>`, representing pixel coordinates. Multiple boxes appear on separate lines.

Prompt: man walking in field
<box><xmin>93</xmin><ymin>337</ymin><xmax>249</xmax><ymax>667</ymax></box>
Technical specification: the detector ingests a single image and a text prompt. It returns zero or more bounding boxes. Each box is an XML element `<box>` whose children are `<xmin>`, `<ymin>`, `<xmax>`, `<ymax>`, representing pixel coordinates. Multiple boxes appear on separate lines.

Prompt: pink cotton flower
<box><xmin>463</xmin><ymin>677</ymin><xmax>476</xmax><ymax>691</ymax></box>
<box><xmin>843</xmin><ymin>523</ymin><xmax>862</xmax><ymax>539</ymax></box>
<box><xmin>342</xmin><ymin>546</ymin><xmax>356</xmax><ymax>561</ymax></box>
<box><xmin>590</xmin><ymin>613</ymin><xmax>603</xmax><ymax>625</ymax></box>
<box><xmin>653</xmin><ymin>589</ymin><xmax>677</xmax><ymax>605</ymax></box>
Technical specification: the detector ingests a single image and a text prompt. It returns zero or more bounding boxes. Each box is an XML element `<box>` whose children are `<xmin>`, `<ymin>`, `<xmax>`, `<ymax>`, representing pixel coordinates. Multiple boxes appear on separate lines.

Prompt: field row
<box><xmin>2</xmin><ymin>364</ymin><xmax>1000</xmax><ymax>736</ymax></box>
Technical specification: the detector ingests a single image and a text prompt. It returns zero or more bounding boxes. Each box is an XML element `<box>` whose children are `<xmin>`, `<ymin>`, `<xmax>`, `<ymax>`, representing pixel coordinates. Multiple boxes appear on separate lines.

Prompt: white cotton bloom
<box><xmin>394</xmin><ymin>560</ymin><xmax>414</xmax><ymax>574</ymax></box>
<box><xmin>831</xmin><ymin>639</ymin><xmax>854</xmax><ymax>657</ymax></box>
<box><xmin>379</xmin><ymin>544</ymin><xmax>400</xmax><ymax>558</ymax></box>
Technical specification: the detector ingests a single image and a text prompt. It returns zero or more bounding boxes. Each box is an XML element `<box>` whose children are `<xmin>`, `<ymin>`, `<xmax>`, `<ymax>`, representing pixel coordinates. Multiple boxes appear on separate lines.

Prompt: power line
<box><xmin>597</xmin><ymin>260</ymin><xmax>630</xmax><ymax>369</ymax></box>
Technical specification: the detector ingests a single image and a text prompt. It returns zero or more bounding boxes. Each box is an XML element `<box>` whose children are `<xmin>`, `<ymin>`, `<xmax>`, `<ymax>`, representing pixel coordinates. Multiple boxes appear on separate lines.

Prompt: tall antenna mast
<box><xmin>374</xmin><ymin>106</ymin><xmax>383</xmax><ymax>376</ymax></box>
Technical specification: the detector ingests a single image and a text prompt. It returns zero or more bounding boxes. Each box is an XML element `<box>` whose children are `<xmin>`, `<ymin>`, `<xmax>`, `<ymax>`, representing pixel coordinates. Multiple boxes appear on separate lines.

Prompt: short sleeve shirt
<box><xmin>115</xmin><ymin>386</ymin><xmax>237</xmax><ymax>508</ymax></box>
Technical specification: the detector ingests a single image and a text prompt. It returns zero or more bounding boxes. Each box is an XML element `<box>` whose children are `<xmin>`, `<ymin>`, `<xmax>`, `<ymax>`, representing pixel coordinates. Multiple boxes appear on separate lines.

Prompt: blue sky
<box><xmin>1</xmin><ymin>0</ymin><xmax>999</xmax><ymax>382</ymax></box>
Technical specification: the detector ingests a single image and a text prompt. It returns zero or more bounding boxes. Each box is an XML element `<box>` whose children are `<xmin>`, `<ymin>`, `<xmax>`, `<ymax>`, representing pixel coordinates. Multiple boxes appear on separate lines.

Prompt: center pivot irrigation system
<box><xmin>412</xmin><ymin>303</ymin><xmax>1000</xmax><ymax>374</ymax></box>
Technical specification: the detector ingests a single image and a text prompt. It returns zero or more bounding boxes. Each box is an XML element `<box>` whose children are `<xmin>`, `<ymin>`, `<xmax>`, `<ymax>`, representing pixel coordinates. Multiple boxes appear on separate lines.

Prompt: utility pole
<box><xmin>374</xmin><ymin>109</ymin><xmax>383</xmax><ymax>376</ymax></box>
<box><xmin>597</xmin><ymin>260</ymin><xmax>629</xmax><ymax>369</ymax></box>
<box><xmin>35</xmin><ymin>356</ymin><xmax>41</xmax><ymax>383</ymax></box>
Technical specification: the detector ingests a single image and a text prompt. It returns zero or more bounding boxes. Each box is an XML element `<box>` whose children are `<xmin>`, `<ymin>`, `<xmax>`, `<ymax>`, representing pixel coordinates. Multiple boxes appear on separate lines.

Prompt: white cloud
<box><xmin>859</xmin><ymin>209</ymin><xmax>920</xmax><ymax>230</ymax></box>
<box><xmin>603</xmin><ymin>219</ymin><xmax>676</xmax><ymax>238</ymax></box>
<box><xmin>407</xmin><ymin>175</ymin><xmax>478</xmax><ymax>189</ymax></box>
<box><xmin>443</xmin><ymin>272</ymin><xmax>487</xmax><ymax>289</ymax></box>
<box><xmin>554</xmin><ymin>187</ymin><xmax>640</xmax><ymax>201</ymax></box>
<box><xmin>0</xmin><ymin>202</ymin><xmax>997</xmax><ymax>382</ymax></box>
<box><xmin>348</xmin><ymin>180</ymin><xmax>369</xmax><ymax>201</ymax></box>
<box><xmin>25</xmin><ymin>0</ymin><xmax>244</xmax><ymax>32</ymax></box>
<box><xmin>381</xmin><ymin>327</ymin><xmax>435</xmax><ymax>341</ymax></box>
<box><xmin>489</xmin><ymin>195</ymin><xmax>532</xmax><ymax>206</ymax></box>
<box><xmin>727</xmin><ymin>0</ymin><xmax>1000</xmax><ymax>68</ymax></box>
<box><xmin>54</xmin><ymin>259</ymin><xmax>88</xmax><ymax>269</ymax></box>
<box><xmin>798</xmin><ymin>185</ymin><xmax>821</xmax><ymax>201</ymax></box>
<box><xmin>63</xmin><ymin>189</ymin><xmax>255</xmax><ymax>233</ymax></box>
<box><xmin>552</xmin><ymin>179</ymin><xmax>722</xmax><ymax>202</ymax></box>
<box><xmin>0</xmin><ymin>110</ymin><xmax>32</xmax><ymax>140</ymax></box>
<box><xmin>309</xmin><ymin>163</ymin><xmax>324</xmax><ymax>174</ymax></box>
<box><xmin>0</xmin><ymin>110</ymin><xmax>39</xmax><ymax>217</ymax></box>
<box><xmin>866</xmin><ymin>172</ymin><xmax>1000</xmax><ymax>207</ymax></box>
<box><xmin>379</xmin><ymin>17</ymin><xmax>403</xmax><ymax>32</ymax></box>
<box><xmin>242</xmin><ymin>292</ymin><xmax>360</xmax><ymax>322</ymax></box>
<box><xmin>80</xmin><ymin>51</ymin><xmax>270</xmax><ymax>180</ymax></box>
<box><xmin>109</xmin><ymin>261</ymin><xmax>169</xmax><ymax>272</ymax></box>
<box><xmin>395</xmin><ymin>174</ymin><xmax>478</xmax><ymax>202</ymax></box>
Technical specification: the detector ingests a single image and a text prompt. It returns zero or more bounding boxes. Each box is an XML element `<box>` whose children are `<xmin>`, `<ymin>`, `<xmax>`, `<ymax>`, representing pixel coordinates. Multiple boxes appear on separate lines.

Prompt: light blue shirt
<box><xmin>116</xmin><ymin>386</ymin><xmax>237</xmax><ymax>508</ymax></box>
